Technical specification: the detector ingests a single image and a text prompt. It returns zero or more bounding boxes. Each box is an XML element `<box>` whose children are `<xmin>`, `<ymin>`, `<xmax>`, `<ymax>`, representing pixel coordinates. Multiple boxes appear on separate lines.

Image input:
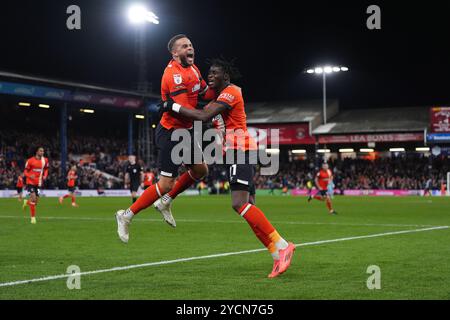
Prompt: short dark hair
<box><xmin>167</xmin><ymin>34</ymin><xmax>188</xmax><ymax>53</ymax></box>
<box><xmin>35</xmin><ymin>146</ymin><xmax>44</xmax><ymax>153</ymax></box>
<box><xmin>208</xmin><ymin>57</ymin><xmax>242</xmax><ymax>81</ymax></box>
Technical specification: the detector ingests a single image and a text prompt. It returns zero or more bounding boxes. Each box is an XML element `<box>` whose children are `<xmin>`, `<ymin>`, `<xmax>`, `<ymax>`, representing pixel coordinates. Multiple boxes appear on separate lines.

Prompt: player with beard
<box><xmin>115</xmin><ymin>34</ymin><xmax>215</xmax><ymax>239</ymax></box>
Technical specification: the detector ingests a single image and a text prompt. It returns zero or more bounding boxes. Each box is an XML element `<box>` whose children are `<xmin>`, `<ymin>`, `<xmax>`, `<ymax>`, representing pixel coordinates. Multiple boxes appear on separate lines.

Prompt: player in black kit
<box><xmin>125</xmin><ymin>155</ymin><xmax>144</xmax><ymax>203</ymax></box>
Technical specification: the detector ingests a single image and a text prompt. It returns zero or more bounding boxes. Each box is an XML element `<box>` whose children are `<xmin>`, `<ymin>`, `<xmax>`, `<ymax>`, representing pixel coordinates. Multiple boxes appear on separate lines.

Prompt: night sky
<box><xmin>1</xmin><ymin>0</ymin><xmax>450</xmax><ymax>109</ymax></box>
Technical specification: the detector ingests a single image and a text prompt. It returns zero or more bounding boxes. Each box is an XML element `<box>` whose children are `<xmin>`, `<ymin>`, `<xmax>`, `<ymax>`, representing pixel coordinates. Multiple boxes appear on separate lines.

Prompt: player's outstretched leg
<box><xmin>326</xmin><ymin>196</ymin><xmax>337</xmax><ymax>214</ymax></box>
<box><xmin>236</xmin><ymin>202</ymin><xmax>296</xmax><ymax>278</ymax></box>
<box><xmin>116</xmin><ymin>182</ymin><xmax>168</xmax><ymax>243</ymax></box>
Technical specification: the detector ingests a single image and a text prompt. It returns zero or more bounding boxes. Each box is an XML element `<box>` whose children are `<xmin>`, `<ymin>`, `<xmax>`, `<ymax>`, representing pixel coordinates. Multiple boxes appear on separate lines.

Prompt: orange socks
<box><xmin>130</xmin><ymin>183</ymin><xmax>162</xmax><ymax>215</ymax></box>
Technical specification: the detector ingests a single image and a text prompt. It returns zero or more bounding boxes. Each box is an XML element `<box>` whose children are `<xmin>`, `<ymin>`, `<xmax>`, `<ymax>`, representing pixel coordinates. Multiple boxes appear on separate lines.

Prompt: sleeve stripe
<box><xmin>216</xmin><ymin>100</ymin><xmax>233</xmax><ymax>109</ymax></box>
<box><xmin>170</xmin><ymin>89</ymin><xmax>188</xmax><ymax>97</ymax></box>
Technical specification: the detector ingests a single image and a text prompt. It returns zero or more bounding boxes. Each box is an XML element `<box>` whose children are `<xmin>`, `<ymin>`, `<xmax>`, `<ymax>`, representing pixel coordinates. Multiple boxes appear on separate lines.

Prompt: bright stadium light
<box><xmin>80</xmin><ymin>108</ymin><xmax>95</xmax><ymax>114</ymax></box>
<box><xmin>18</xmin><ymin>102</ymin><xmax>31</xmax><ymax>107</ymax></box>
<box><xmin>360</xmin><ymin>148</ymin><xmax>374</xmax><ymax>153</ymax></box>
<box><xmin>291</xmin><ymin>149</ymin><xmax>307</xmax><ymax>154</ymax></box>
<box><xmin>324</xmin><ymin>66</ymin><xmax>333</xmax><ymax>73</ymax></box>
<box><xmin>305</xmin><ymin>64</ymin><xmax>349</xmax><ymax>124</ymax></box>
<box><xmin>390</xmin><ymin>148</ymin><xmax>405</xmax><ymax>152</ymax></box>
<box><xmin>38</xmin><ymin>104</ymin><xmax>50</xmax><ymax>109</ymax></box>
<box><xmin>135</xmin><ymin>114</ymin><xmax>145</xmax><ymax>119</ymax></box>
<box><xmin>416</xmin><ymin>147</ymin><xmax>430</xmax><ymax>152</ymax></box>
<box><xmin>339</xmin><ymin>148</ymin><xmax>354</xmax><ymax>153</ymax></box>
<box><xmin>151</xmin><ymin>124</ymin><xmax>157</xmax><ymax>129</ymax></box>
<box><xmin>128</xmin><ymin>4</ymin><xmax>159</xmax><ymax>24</ymax></box>
<box><xmin>266</xmin><ymin>148</ymin><xmax>280</xmax><ymax>154</ymax></box>
<box><xmin>317</xmin><ymin>149</ymin><xmax>331</xmax><ymax>153</ymax></box>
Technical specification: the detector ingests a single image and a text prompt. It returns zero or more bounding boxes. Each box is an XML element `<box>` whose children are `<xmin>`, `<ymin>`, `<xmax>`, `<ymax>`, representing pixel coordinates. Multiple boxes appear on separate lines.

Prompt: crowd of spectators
<box><xmin>1</xmin><ymin>129</ymin><xmax>449</xmax><ymax>191</ymax></box>
<box><xmin>255</xmin><ymin>156</ymin><xmax>449</xmax><ymax>191</ymax></box>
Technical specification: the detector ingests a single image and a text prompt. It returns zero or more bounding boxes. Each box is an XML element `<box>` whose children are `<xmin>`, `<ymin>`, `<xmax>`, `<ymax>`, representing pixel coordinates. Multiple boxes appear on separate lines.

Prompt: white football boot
<box><xmin>154</xmin><ymin>198</ymin><xmax>176</xmax><ymax>228</ymax></box>
<box><xmin>115</xmin><ymin>210</ymin><xmax>131</xmax><ymax>243</ymax></box>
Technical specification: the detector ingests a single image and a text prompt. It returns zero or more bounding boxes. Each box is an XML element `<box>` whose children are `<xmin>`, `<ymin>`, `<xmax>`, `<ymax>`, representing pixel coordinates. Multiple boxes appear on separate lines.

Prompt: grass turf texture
<box><xmin>0</xmin><ymin>195</ymin><xmax>449</xmax><ymax>300</ymax></box>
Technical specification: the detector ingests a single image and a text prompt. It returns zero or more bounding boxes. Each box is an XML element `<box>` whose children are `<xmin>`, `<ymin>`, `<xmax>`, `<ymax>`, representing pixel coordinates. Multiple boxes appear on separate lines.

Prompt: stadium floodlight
<box><xmin>305</xmin><ymin>64</ymin><xmax>349</xmax><ymax>124</ymax></box>
<box><xmin>152</xmin><ymin>124</ymin><xmax>157</xmax><ymax>129</ymax></box>
<box><xmin>128</xmin><ymin>4</ymin><xmax>159</xmax><ymax>24</ymax></box>
<box><xmin>314</xmin><ymin>67</ymin><xmax>323</xmax><ymax>74</ymax></box>
<box><xmin>291</xmin><ymin>149</ymin><xmax>307</xmax><ymax>154</ymax></box>
<box><xmin>317</xmin><ymin>149</ymin><xmax>331</xmax><ymax>153</ymax></box>
<box><xmin>38</xmin><ymin>104</ymin><xmax>50</xmax><ymax>109</ymax></box>
<box><xmin>80</xmin><ymin>108</ymin><xmax>95</xmax><ymax>114</ymax></box>
<box><xmin>390</xmin><ymin>148</ymin><xmax>405</xmax><ymax>152</ymax></box>
<box><xmin>324</xmin><ymin>66</ymin><xmax>333</xmax><ymax>74</ymax></box>
<box><xmin>339</xmin><ymin>148</ymin><xmax>354</xmax><ymax>153</ymax></box>
<box><xmin>360</xmin><ymin>148</ymin><xmax>374</xmax><ymax>153</ymax></box>
<box><xmin>266</xmin><ymin>148</ymin><xmax>280</xmax><ymax>154</ymax></box>
<box><xmin>135</xmin><ymin>114</ymin><xmax>145</xmax><ymax>119</ymax></box>
<box><xmin>416</xmin><ymin>147</ymin><xmax>430</xmax><ymax>152</ymax></box>
<box><xmin>18</xmin><ymin>102</ymin><xmax>31</xmax><ymax>107</ymax></box>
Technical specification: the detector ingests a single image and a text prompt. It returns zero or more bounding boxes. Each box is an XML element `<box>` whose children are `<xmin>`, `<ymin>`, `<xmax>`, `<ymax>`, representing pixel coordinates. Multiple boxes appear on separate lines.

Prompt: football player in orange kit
<box><xmin>157</xmin><ymin>58</ymin><xmax>296</xmax><ymax>278</ymax></box>
<box><xmin>23</xmin><ymin>147</ymin><xmax>49</xmax><ymax>224</ymax></box>
<box><xmin>115</xmin><ymin>34</ymin><xmax>215</xmax><ymax>235</ymax></box>
<box><xmin>15</xmin><ymin>173</ymin><xmax>24</xmax><ymax>202</ymax></box>
<box><xmin>59</xmin><ymin>165</ymin><xmax>79</xmax><ymax>207</ymax></box>
<box><xmin>308</xmin><ymin>162</ymin><xmax>337</xmax><ymax>214</ymax></box>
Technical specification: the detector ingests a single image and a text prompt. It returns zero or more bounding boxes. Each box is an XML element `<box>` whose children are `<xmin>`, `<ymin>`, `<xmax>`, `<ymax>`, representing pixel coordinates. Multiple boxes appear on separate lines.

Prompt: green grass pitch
<box><xmin>0</xmin><ymin>195</ymin><xmax>449</xmax><ymax>299</ymax></box>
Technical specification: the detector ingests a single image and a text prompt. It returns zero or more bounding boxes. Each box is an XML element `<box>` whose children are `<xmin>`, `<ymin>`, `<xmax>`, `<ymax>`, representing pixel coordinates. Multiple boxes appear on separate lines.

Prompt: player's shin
<box><xmin>166</xmin><ymin>170</ymin><xmax>198</xmax><ymax>202</ymax></box>
<box><xmin>128</xmin><ymin>182</ymin><xmax>163</xmax><ymax>218</ymax></box>
<box><xmin>238</xmin><ymin>203</ymin><xmax>288</xmax><ymax>252</ymax></box>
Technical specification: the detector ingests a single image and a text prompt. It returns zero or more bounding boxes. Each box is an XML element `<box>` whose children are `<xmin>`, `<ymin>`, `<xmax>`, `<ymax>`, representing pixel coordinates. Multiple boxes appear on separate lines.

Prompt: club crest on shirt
<box><xmin>173</xmin><ymin>74</ymin><xmax>182</xmax><ymax>85</ymax></box>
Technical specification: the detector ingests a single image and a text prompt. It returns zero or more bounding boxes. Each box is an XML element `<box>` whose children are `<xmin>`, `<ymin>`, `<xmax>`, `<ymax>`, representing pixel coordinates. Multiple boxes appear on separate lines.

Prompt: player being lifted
<box><xmin>124</xmin><ymin>155</ymin><xmax>143</xmax><ymax>204</ymax></box>
<box><xmin>308</xmin><ymin>162</ymin><xmax>337</xmax><ymax>214</ymax></box>
<box><xmin>22</xmin><ymin>147</ymin><xmax>49</xmax><ymax>224</ymax></box>
<box><xmin>59</xmin><ymin>165</ymin><xmax>79</xmax><ymax>207</ymax></box>
<box><xmin>158</xmin><ymin>58</ymin><xmax>296</xmax><ymax>278</ymax></box>
<box><xmin>115</xmin><ymin>34</ymin><xmax>214</xmax><ymax>234</ymax></box>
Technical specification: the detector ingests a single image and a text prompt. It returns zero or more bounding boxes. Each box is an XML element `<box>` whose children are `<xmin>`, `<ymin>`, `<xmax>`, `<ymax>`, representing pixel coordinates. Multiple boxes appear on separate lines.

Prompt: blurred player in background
<box><xmin>143</xmin><ymin>168</ymin><xmax>156</xmax><ymax>190</ymax></box>
<box><xmin>22</xmin><ymin>147</ymin><xmax>49</xmax><ymax>224</ymax></box>
<box><xmin>59</xmin><ymin>165</ymin><xmax>79</xmax><ymax>207</ymax></box>
<box><xmin>423</xmin><ymin>178</ymin><xmax>432</xmax><ymax>196</ymax></box>
<box><xmin>15</xmin><ymin>172</ymin><xmax>24</xmax><ymax>202</ymax></box>
<box><xmin>116</xmin><ymin>34</ymin><xmax>215</xmax><ymax>235</ymax></box>
<box><xmin>124</xmin><ymin>155</ymin><xmax>143</xmax><ymax>204</ymax></box>
<box><xmin>156</xmin><ymin>57</ymin><xmax>296</xmax><ymax>278</ymax></box>
<box><xmin>308</xmin><ymin>162</ymin><xmax>337</xmax><ymax>215</ymax></box>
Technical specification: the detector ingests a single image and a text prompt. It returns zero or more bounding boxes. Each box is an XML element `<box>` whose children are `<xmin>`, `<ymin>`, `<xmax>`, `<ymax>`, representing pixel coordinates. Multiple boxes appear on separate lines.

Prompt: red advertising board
<box><xmin>430</xmin><ymin>107</ymin><xmax>450</xmax><ymax>133</ymax></box>
<box><xmin>247</xmin><ymin>123</ymin><xmax>315</xmax><ymax>145</ymax></box>
<box><xmin>318</xmin><ymin>133</ymin><xmax>423</xmax><ymax>144</ymax></box>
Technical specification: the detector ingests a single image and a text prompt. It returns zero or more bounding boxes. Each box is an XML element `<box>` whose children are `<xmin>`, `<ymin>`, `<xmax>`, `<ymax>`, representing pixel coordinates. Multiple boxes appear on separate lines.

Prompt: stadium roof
<box><xmin>313</xmin><ymin>107</ymin><xmax>429</xmax><ymax>135</ymax></box>
<box><xmin>0</xmin><ymin>70</ymin><xmax>159</xmax><ymax>99</ymax></box>
<box><xmin>246</xmin><ymin>99</ymin><xmax>339</xmax><ymax>127</ymax></box>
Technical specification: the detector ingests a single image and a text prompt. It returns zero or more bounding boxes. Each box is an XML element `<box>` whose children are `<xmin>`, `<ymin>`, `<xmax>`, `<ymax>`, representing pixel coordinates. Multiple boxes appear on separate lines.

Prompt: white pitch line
<box><xmin>0</xmin><ymin>225</ymin><xmax>447</xmax><ymax>288</ymax></box>
<box><xmin>0</xmin><ymin>215</ymin><xmax>439</xmax><ymax>228</ymax></box>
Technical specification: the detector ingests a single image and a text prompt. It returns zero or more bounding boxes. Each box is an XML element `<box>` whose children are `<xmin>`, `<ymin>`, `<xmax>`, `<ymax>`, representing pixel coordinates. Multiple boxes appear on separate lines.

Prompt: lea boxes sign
<box><xmin>430</xmin><ymin>107</ymin><xmax>450</xmax><ymax>133</ymax></box>
<box><xmin>318</xmin><ymin>133</ymin><xmax>423</xmax><ymax>144</ymax></box>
